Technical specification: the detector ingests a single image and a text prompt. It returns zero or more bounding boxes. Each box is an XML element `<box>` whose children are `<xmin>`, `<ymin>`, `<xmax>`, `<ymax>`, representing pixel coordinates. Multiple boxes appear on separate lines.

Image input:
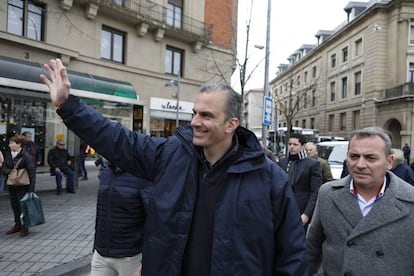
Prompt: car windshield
<box><xmin>317</xmin><ymin>145</ymin><xmax>348</xmax><ymax>164</ymax></box>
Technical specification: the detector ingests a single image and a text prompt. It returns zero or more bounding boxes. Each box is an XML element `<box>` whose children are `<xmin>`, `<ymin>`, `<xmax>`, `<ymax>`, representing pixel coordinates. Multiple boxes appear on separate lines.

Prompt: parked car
<box><xmin>317</xmin><ymin>141</ymin><xmax>349</xmax><ymax>179</ymax></box>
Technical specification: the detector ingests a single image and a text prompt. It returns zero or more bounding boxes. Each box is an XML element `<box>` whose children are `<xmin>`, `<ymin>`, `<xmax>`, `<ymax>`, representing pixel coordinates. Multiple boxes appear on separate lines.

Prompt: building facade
<box><xmin>270</xmin><ymin>0</ymin><xmax>414</xmax><ymax>162</ymax></box>
<box><xmin>0</xmin><ymin>0</ymin><xmax>237</xmax><ymax>161</ymax></box>
<box><xmin>243</xmin><ymin>88</ymin><xmax>264</xmax><ymax>138</ymax></box>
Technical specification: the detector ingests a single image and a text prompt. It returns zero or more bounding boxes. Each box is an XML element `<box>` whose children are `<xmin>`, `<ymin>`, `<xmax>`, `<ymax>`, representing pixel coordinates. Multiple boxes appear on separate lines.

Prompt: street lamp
<box><xmin>165</xmin><ymin>73</ymin><xmax>181</xmax><ymax>128</ymax></box>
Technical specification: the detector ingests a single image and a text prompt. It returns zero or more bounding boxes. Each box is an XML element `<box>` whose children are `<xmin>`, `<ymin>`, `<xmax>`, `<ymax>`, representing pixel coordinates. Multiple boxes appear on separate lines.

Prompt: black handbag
<box><xmin>20</xmin><ymin>192</ymin><xmax>45</xmax><ymax>227</ymax></box>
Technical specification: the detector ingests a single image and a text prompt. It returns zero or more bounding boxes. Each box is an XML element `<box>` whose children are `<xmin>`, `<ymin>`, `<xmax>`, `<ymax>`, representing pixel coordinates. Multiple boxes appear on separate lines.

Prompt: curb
<box><xmin>35</xmin><ymin>254</ymin><xmax>92</xmax><ymax>276</ymax></box>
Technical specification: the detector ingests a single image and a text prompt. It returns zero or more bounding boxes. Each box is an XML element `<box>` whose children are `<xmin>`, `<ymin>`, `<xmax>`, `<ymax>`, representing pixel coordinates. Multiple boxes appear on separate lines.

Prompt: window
<box><xmin>311</xmin><ymin>89</ymin><xmax>316</xmax><ymax>106</ymax></box>
<box><xmin>331</xmin><ymin>54</ymin><xmax>336</xmax><ymax>68</ymax></box>
<box><xmin>304</xmin><ymin>71</ymin><xmax>308</xmax><ymax>83</ymax></box>
<box><xmin>340</xmin><ymin>112</ymin><xmax>346</xmax><ymax>131</ymax></box>
<box><xmin>297</xmin><ymin>75</ymin><xmax>300</xmax><ymax>86</ymax></box>
<box><xmin>342</xmin><ymin>47</ymin><xmax>348</xmax><ymax>63</ymax></box>
<box><xmin>165</xmin><ymin>46</ymin><xmax>183</xmax><ymax>75</ymax></box>
<box><xmin>310</xmin><ymin>118</ymin><xmax>315</xmax><ymax>129</ymax></box>
<box><xmin>7</xmin><ymin>0</ymin><xmax>44</xmax><ymax>41</ymax></box>
<box><xmin>341</xmin><ymin>77</ymin><xmax>348</xmax><ymax>98</ymax></box>
<box><xmin>328</xmin><ymin>114</ymin><xmax>334</xmax><ymax>131</ymax></box>
<box><xmin>352</xmin><ymin>110</ymin><xmax>360</xmax><ymax>129</ymax></box>
<box><xmin>302</xmin><ymin>119</ymin><xmax>306</xmax><ymax>128</ymax></box>
<box><xmin>167</xmin><ymin>0</ymin><xmax>182</xmax><ymax>29</ymax></box>
<box><xmin>101</xmin><ymin>26</ymin><xmax>125</xmax><ymax>63</ymax></box>
<box><xmin>354</xmin><ymin>71</ymin><xmax>361</xmax><ymax>95</ymax></box>
<box><xmin>354</xmin><ymin>38</ymin><xmax>363</xmax><ymax>57</ymax></box>
<box><xmin>303</xmin><ymin>92</ymin><xmax>307</xmax><ymax>108</ymax></box>
<box><xmin>410</xmin><ymin>25</ymin><xmax>414</xmax><ymax>45</ymax></box>
<box><xmin>330</xmin><ymin>81</ymin><xmax>336</xmax><ymax>102</ymax></box>
<box><xmin>312</xmin><ymin>66</ymin><xmax>317</xmax><ymax>78</ymax></box>
<box><xmin>409</xmin><ymin>62</ymin><xmax>414</xmax><ymax>82</ymax></box>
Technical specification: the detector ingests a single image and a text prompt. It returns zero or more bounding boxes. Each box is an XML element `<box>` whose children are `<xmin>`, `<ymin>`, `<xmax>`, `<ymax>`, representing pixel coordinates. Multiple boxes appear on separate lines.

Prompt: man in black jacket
<box><xmin>47</xmin><ymin>140</ymin><xmax>74</xmax><ymax>194</ymax></box>
<box><xmin>41</xmin><ymin>58</ymin><xmax>308</xmax><ymax>276</ymax></box>
<box><xmin>278</xmin><ymin>133</ymin><xmax>322</xmax><ymax>228</ymax></box>
<box><xmin>91</xmin><ymin>165</ymin><xmax>151</xmax><ymax>275</ymax></box>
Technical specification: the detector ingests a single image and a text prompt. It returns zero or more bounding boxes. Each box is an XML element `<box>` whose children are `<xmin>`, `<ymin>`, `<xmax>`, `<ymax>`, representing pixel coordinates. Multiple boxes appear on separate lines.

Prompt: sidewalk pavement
<box><xmin>0</xmin><ymin>161</ymin><xmax>99</xmax><ymax>276</ymax></box>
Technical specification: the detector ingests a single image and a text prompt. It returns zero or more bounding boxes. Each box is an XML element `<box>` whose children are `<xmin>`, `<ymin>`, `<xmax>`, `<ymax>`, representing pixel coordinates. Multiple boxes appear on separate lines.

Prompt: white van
<box><xmin>317</xmin><ymin>141</ymin><xmax>349</xmax><ymax>179</ymax></box>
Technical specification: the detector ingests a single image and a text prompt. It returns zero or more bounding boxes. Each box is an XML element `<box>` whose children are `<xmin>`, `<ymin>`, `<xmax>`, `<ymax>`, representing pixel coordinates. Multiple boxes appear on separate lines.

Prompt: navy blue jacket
<box><xmin>57</xmin><ymin>95</ymin><xmax>308</xmax><ymax>276</ymax></box>
<box><xmin>391</xmin><ymin>164</ymin><xmax>414</xmax><ymax>186</ymax></box>
<box><xmin>94</xmin><ymin>167</ymin><xmax>152</xmax><ymax>258</ymax></box>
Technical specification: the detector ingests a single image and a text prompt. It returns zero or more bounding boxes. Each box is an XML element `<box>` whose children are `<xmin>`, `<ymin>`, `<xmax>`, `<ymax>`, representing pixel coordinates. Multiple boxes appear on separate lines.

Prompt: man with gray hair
<box><xmin>305</xmin><ymin>142</ymin><xmax>333</xmax><ymax>183</ymax></box>
<box><xmin>307</xmin><ymin>126</ymin><xmax>414</xmax><ymax>275</ymax></box>
<box><xmin>40</xmin><ymin>59</ymin><xmax>308</xmax><ymax>275</ymax></box>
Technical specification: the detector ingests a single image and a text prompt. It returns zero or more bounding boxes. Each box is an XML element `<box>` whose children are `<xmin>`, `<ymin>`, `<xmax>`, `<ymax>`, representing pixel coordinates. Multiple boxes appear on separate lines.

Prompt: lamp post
<box><xmin>261</xmin><ymin>0</ymin><xmax>271</xmax><ymax>142</ymax></box>
<box><xmin>165</xmin><ymin>72</ymin><xmax>181</xmax><ymax>128</ymax></box>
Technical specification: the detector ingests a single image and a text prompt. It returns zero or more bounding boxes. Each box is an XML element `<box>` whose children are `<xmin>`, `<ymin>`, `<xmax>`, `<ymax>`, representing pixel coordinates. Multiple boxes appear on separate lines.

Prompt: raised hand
<box><xmin>40</xmin><ymin>58</ymin><xmax>71</xmax><ymax>108</ymax></box>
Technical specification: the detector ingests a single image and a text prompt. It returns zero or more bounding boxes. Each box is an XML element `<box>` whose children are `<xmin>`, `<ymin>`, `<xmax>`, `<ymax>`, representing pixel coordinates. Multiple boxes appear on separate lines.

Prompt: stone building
<box><xmin>243</xmin><ymin>87</ymin><xmax>264</xmax><ymax>138</ymax></box>
<box><xmin>0</xmin><ymin>0</ymin><xmax>237</xmax><ymax>161</ymax></box>
<box><xmin>270</xmin><ymin>0</ymin><xmax>414</xmax><ymax>162</ymax></box>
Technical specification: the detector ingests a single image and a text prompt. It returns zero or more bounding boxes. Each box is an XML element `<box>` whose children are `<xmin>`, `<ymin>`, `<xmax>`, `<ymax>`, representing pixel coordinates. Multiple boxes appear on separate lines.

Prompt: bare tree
<box><xmin>201</xmin><ymin>0</ymin><xmax>265</xmax><ymax>127</ymax></box>
<box><xmin>274</xmin><ymin>77</ymin><xmax>318</xmax><ymax>154</ymax></box>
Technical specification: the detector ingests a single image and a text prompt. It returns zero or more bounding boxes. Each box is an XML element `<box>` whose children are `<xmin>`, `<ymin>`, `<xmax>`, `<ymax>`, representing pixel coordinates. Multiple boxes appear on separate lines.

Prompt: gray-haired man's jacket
<box><xmin>307</xmin><ymin>172</ymin><xmax>414</xmax><ymax>275</ymax></box>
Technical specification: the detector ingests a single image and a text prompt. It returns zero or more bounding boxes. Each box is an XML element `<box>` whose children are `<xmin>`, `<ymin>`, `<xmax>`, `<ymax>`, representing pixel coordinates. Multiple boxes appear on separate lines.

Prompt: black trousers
<box><xmin>8</xmin><ymin>185</ymin><xmax>30</xmax><ymax>227</ymax></box>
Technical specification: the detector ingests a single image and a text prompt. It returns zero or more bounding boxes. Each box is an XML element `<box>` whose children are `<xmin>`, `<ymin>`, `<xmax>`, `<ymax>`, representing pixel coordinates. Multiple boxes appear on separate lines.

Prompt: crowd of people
<box><xmin>4</xmin><ymin>57</ymin><xmax>414</xmax><ymax>274</ymax></box>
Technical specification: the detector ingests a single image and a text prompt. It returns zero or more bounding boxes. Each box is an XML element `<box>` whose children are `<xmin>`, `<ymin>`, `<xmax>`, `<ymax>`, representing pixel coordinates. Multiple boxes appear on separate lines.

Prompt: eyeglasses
<box><xmin>58</xmin><ymin>143</ymin><xmax>65</xmax><ymax>146</ymax></box>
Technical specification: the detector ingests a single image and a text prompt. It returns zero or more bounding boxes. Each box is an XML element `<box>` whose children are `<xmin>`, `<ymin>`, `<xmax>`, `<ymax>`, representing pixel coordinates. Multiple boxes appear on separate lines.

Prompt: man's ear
<box><xmin>387</xmin><ymin>154</ymin><xmax>395</xmax><ymax>170</ymax></box>
<box><xmin>226</xmin><ymin>118</ymin><xmax>239</xmax><ymax>134</ymax></box>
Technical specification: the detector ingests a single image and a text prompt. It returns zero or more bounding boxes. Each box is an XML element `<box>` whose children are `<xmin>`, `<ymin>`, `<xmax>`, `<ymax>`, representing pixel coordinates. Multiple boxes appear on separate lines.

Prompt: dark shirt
<box><xmin>181</xmin><ymin>137</ymin><xmax>242</xmax><ymax>276</ymax></box>
<box><xmin>47</xmin><ymin>147</ymin><xmax>71</xmax><ymax>171</ymax></box>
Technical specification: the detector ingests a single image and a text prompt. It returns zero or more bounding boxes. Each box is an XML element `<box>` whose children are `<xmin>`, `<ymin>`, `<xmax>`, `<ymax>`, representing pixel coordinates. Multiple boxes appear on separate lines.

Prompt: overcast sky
<box><xmin>232</xmin><ymin>0</ymin><xmax>353</xmax><ymax>91</ymax></box>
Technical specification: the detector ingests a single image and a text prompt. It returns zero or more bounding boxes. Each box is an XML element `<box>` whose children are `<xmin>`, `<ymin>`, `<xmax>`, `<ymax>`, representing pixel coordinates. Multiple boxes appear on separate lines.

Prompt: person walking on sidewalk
<box><xmin>402</xmin><ymin>143</ymin><xmax>411</xmax><ymax>165</ymax></box>
<box><xmin>22</xmin><ymin>131</ymin><xmax>42</xmax><ymax>191</ymax></box>
<box><xmin>307</xmin><ymin>127</ymin><xmax>414</xmax><ymax>275</ymax></box>
<box><xmin>278</xmin><ymin>133</ymin><xmax>323</xmax><ymax>230</ymax></box>
<box><xmin>3</xmin><ymin>135</ymin><xmax>36</xmax><ymax>237</ymax></box>
<box><xmin>79</xmin><ymin>140</ymin><xmax>89</xmax><ymax>181</ymax></box>
<box><xmin>40</xmin><ymin>58</ymin><xmax>308</xmax><ymax>276</ymax></box>
<box><xmin>47</xmin><ymin>140</ymin><xmax>75</xmax><ymax>194</ymax></box>
<box><xmin>91</xmin><ymin>165</ymin><xmax>151</xmax><ymax>276</ymax></box>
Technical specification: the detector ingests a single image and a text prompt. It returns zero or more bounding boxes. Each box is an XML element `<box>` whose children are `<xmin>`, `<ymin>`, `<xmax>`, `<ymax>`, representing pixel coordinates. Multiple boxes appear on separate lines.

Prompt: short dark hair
<box><xmin>200</xmin><ymin>83</ymin><xmax>242</xmax><ymax>121</ymax></box>
<box><xmin>9</xmin><ymin>135</ymin><xmax>26</xmax><ymax>146</ymax></box>
<box><xmin>22</xmin><ymin>131</ymin><xmax>32</xmax><ymax>136</ymax></box>
<box><xmin>290</xmin><ymin>133</ymin><xmax>306</xmax><ymax>145</ymax></box>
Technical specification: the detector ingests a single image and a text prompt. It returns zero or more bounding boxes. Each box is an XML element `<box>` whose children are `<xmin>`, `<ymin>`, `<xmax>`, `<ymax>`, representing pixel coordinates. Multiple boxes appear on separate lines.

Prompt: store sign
<box><xmin>150</xmin><ymin>97</ymin><xmax>193</xmax><ymax>114</ymax></box>
<box><xmin>162</xmin><ymin>101</ymin><xmax>182</xmax><ymax>111</ymax></box>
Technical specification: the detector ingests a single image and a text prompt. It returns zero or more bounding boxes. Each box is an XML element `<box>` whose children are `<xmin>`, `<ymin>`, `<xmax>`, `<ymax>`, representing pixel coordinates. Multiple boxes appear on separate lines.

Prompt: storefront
<box><xmin>0</xmin><ymin>56</ymin><xmax>142</xmax><ymax>162</ymax></box>
<box><xmin>150</xmin><ymin>97</ymin><xmax>193</xmax><ymax>137</ymax></box>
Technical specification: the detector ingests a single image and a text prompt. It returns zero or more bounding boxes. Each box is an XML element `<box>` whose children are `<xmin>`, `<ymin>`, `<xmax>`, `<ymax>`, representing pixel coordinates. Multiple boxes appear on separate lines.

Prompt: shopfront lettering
<box><xmin>161</xmin><ymin>101</ymin><xmax>182</xmax><ymax>111</ymax></box>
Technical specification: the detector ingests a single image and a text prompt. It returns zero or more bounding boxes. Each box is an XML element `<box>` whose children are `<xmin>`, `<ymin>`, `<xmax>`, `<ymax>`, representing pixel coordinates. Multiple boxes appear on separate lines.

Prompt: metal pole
<box><xmin>176</xmin><ymin>73</ymin><xmax>180</xmax><ymax>128</ymax></box>
<box><xmin>262</xmin><ymin>0</ymin><xmax>271</xmax><ymax>142</ymax></box>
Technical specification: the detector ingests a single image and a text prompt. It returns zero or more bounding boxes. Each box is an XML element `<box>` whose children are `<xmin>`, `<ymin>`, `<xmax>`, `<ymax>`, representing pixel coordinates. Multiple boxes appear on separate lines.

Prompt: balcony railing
<box><xmin>384</xmin><ymin>82</ymin><xmax>414</xmax><ymax>98</ymax></box>
<box><xmin>97</xmin><ymin>0</ymin><xmax>211</xmax><ymax>40</ymax></box>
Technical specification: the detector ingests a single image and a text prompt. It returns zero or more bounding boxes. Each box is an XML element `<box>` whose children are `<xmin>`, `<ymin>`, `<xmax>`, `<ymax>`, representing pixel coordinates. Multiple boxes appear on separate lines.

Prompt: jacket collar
<box><xmin>330</xmin><ymin>172</ymin><xmax>414</xmax><ymax>237</ymax></box>
<box><xmin>175</xmin><ymin>124</ymin><xmax>265</xmax><ymax>172</ymax></box>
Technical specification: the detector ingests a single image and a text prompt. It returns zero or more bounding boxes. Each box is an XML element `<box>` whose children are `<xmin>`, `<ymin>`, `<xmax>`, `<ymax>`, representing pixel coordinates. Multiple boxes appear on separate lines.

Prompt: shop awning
<box><xmin>0</xmin><ymin>56</ymin><xmax>137</xmax><ymax>101</ymax></box>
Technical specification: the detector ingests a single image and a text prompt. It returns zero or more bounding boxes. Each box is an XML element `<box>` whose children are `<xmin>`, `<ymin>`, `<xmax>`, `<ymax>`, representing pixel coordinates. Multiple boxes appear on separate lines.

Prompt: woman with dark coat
<box><xmin>3</xmin><ymin>135</ymin><xmax>36</xmax><ymax>237</ymax></box>
<box><xmin>391</xmin><ymin>148</ymin><xmax>414</xmax><ymax>186</ymax></box>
